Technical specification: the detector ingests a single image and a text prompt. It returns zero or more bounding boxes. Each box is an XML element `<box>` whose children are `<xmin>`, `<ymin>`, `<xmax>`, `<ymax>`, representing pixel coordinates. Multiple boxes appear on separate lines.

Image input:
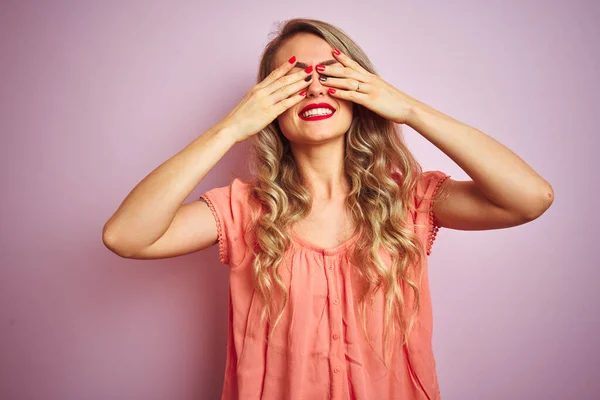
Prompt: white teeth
<box><xmin>301</xmin><ymin>108</ymin><xmax>333</xmax><ymax>118</ymax></box>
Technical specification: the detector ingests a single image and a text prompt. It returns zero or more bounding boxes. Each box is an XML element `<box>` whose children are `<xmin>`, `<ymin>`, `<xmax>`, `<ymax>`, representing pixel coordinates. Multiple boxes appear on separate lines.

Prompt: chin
<box><xmin>279</xmin><ymin>119</ymin><xmax>352</xmax><ymax>145</ymax></box>
<box><xmin>284</xmin><ymin>123</ymin><xmax>350</xmax><ymax>144</ymax></box>
<box><xmin>295</xmin><ymin>131</ymin><xmax>344</xmax><ymax>144</ymax></box>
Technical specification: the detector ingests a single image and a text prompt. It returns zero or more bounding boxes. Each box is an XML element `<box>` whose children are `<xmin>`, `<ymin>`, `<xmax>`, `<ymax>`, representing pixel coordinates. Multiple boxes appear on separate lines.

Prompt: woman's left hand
<box><xmin>318</xmin><ymin>48</ymin><xmax>418</xmax><ymax>125</ymax></box>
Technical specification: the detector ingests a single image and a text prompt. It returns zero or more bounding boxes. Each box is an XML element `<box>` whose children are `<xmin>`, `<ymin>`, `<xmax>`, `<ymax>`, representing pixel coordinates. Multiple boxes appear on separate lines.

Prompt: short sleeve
<box><xmin>413</xmin><ymin>170</ymin><xmax>451</xmax><ymax>256</ymax></box>
<box><xmin>199</xmin><ymin>178</ymin><xmax>252</xmax><ymax>266</ymax></box>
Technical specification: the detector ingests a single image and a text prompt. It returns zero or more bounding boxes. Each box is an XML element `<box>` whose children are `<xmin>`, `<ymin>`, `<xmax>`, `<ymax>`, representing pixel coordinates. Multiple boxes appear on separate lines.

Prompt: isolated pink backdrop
<box><xmin>1</xmin><ymin>1</ymin><xmax>598</xmax><ymax>399</ymax></box>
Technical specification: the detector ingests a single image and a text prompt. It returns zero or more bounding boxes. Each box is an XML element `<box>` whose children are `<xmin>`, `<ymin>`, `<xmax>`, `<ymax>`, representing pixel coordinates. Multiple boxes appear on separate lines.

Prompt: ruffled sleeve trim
<box><xmin>199</xmin><ymin>194</ymin><xmax>228</xmax><ymax>265</ymax></box>
<box><xmin>426</xmin><ymin>174</ymin><xmax>451</xmax><ymax>256</ymax></box>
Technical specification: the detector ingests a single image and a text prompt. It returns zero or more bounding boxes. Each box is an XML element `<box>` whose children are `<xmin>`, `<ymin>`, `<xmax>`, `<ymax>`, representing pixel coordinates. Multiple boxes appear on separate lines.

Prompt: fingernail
<box><xmin>316</xmin><ymin>64</ymin><xmax>325</xmax><ymax>72</ymax></box>
<box><xmin>304</xmin><ymin>66</ymin><xmax>313</xmax><ymax>74</ymax></box>
<box><xmin>328</xmin><ymin>88</ymin><xmax>336</xmax><ymax>94</ymax></box>
<box><xmin>319</xmin><ymin>76</ymin><xmax>327</xmax><ymax>82</ymax></box>
<box><xmin>333</xmin><ymin>48</ymin><xmax>341</xmax><ymax>56</ymax></box>
<box><xmin>304</xmin><ymin>75</ymin><xmax>312</xmax><ymax>82</ymax></box>
<box><xmin>288</xmin><ymin>56</ymin><xmax>296</xmax><ymax>64</ymax></box>
<box><xmin>299</xmin><ymin>90</ymin><xmax>307</xmax><ymax>96</ymax></box>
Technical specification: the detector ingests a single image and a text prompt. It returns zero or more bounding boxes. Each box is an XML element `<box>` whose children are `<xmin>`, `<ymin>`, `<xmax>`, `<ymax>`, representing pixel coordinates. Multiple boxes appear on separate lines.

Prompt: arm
<box><xmin>102</xmin><ymin>124</ymin><xmax>236</xmax><ymax>258</ymax></box>
<box><xmin>406</xmin><ymin>101</ymin><xmax>554</xmax><ymax>230</ymax></box>
<box><xmin>310</xmin><ymin>48</ymin><xmax>553</xmax><ymax>230</ymax></box>
<box><xmin>102</xmin><ymin>57</ymin><xmax>314</xmax><ymax>258</ymax></box>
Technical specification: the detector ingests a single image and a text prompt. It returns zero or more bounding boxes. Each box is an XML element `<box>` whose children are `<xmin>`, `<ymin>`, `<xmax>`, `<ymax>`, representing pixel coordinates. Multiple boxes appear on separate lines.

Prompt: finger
<box><xmin>266</xmin><ymin>65</ymin><xmax>313</xmax><ymax>96</ymax></box>
<box><xmin>331</xmin><ymin>48</ymin><xmax>371</xmax><ymax>75</ymax></box>
<box><xmin>273</xmin><ymin>87</ymin><xmax>308</xmax><ymax>116</ymax></box>
<box><xmin>270</xmin><ymin>73</ymin><xmax>312</xmax><ymax>104</ymax></box>
<box><xmin>326</xmin><ymin>87</ymin><xmax>368</xmax><ymax>104</ymax></box>
<box><xmin>318</xmin><ymin>76</ymin><xmax>370</xmax><ymax>93</ymax></box>
<box><xmin>316</xmin><ymin>63</ymin><xmax>366</xmax><ymax>82</ymax></box>
<box><xmin>255</xmin><ymin>56</ymin><xmax>299</xmax><ymax>90</ymax></box>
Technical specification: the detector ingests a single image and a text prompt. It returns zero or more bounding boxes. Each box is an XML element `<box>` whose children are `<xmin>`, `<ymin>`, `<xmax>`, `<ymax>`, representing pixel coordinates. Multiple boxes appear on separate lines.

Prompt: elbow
<box><xmin>521</xmin><ymin>183</ymin><xmax>554</xmax><ymax>222</ymax></box>
<box><xmin>102</xmin><ymin>224</ymin><xmax>135</xmax><ymax>258</ymax></box>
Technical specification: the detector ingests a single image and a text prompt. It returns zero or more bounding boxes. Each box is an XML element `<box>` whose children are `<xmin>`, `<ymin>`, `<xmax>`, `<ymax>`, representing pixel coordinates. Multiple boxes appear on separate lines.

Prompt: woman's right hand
<box><xmin>220</xmin><ymin>56</ymin><xmax>313</xmax><ymax>143</ymax></box>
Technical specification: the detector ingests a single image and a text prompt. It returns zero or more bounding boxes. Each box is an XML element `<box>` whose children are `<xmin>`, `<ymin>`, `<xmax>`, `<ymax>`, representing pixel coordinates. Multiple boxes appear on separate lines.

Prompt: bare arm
<box><xmin>310</xmin><ymin>49</ymin><xmax>553</xmax><ymax>230</ymax></box>
<box><xmin>102</xmin><ymin>124</ymin><xmax>236</xmax><ymax>258</ymax></box>
<box><xmin>102</xmin><ymin>56</ymin><xmax>314</xmax><ymax>258</ymax></box>
<box><xmin>406</xmin><ymin>101</ymin><xmax>554</xmax><ymax>230</ymax></box>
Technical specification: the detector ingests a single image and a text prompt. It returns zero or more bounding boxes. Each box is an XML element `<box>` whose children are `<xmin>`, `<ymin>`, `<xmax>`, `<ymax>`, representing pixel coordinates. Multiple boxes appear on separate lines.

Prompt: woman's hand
<box><xmin>220</xmin><ymin>57</ymin><xmax>313</xmax><ymax>143</ymax></box>
<box><xmin>316</xmin><ymin>49</ymin><xmax>418</xmax><ymax>125</ymax></box>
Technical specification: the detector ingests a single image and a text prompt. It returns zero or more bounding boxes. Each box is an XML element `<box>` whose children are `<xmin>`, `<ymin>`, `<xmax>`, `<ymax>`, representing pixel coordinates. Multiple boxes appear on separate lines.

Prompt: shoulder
<box><xmin>414</xmin><ymin>170</ymin><xmax>451</xmax><ymax>208</ymax></box>
<box><xmin>391</xmin><ymin>170</ymin><xmax>450</xmax><ymax>255</ymax></box>
<box><xmin>199</xmin><ymin>177</ymin><xmax>255</xmax><ymax>265</ymax></box>
<box><xmin>202</xmin><ymin>177</ymin><xmax>252</xmax><ymax>202</ymax></box>
<box><xmin>390</xmin><ymin>170</ymin><xmax>450</xmax><ymax>207</ymax></box>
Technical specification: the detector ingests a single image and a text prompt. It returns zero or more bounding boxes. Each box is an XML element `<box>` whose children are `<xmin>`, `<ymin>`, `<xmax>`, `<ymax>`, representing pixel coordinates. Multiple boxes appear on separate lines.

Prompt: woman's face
<box><xmin>273</xmin><ymin>33</ymin><xmax>353</xmax><ymax>144</ymax></box>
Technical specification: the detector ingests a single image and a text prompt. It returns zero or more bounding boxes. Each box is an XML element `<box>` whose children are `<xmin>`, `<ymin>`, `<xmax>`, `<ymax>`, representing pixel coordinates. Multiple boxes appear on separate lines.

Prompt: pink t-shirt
<box><xmin>200</xmin><ymin>170</ymin><xmax>450</xmax><ymax>400</ymax></box>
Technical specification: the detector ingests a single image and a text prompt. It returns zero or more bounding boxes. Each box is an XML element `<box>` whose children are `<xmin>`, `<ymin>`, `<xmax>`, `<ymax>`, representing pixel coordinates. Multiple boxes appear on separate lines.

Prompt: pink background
<box><xmin>1</xmin><ymin>1</ymin><xmax>598</xmax><ymax>399</ymax></box>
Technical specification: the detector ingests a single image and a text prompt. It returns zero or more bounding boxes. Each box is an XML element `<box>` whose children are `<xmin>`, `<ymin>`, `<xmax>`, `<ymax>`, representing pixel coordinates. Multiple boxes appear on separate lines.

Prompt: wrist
<box><xmin>405</xmin><ymin>100</ymin><xmax>431</xmax><ymax>128</ymax></box>
<box><xmin>211</xmin><ymin>121</ymin><xmax>240</xmax><ymax>146</ymax></box>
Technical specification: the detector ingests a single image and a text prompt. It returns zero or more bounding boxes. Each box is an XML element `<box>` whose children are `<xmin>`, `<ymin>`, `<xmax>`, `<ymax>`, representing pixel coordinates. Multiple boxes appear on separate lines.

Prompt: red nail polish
<box><xmin>316</xmin><ymin>64</ymin><xmax>325</xmax><ymax>72</ymax></box>
<box><xmin>328</xmin><ymin>88</ymin><xmax>336</xmax><ymax>94</ymax></box>
<box><xmin>304</xmin><ymin>66</ymin><xmax>313</xmax><ymax>74</ymax></box>
<box><xmin>333</xmin><ymin>48</ymin><xmax>341</xmax><ymax>56</ymax></box>
<box><xmin>299</xmin><ymin>90</ymin><xmax>307</xmax><ymax>96</ymax></box>
<box><xmin>288</xmin><ymin>56</ymin><xmax>296</xmax><ymax>64</ymax></box>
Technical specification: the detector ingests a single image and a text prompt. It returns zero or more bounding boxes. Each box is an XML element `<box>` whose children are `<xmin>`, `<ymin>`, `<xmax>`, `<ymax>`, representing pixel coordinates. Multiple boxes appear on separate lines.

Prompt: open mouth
<box><xmin>298</xmin><ymin>103</ymin><xmax>336</xmax><ymax>121</ymax></box>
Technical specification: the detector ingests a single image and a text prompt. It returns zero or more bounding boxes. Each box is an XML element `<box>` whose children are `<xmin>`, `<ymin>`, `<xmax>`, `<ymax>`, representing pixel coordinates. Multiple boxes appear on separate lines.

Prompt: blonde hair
<box><xmin>243</xmin><ymin>18</ymin><xmax>438</xmax><ymax>354</ymax></box>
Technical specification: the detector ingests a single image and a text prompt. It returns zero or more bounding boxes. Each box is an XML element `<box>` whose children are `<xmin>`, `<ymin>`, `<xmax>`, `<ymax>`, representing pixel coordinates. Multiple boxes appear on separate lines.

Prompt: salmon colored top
<box><xmin>200</xmin><ymin>170</ymin><xmax>450</xmax><ymax>400</ymax></box>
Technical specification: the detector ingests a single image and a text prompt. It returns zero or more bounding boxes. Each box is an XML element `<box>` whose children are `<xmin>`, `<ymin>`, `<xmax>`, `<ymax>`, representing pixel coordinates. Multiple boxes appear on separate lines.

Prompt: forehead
<box><xmin>274</xmin><ymin>33</ymin><xmax>333</xmax><ymax>65</ymax></box>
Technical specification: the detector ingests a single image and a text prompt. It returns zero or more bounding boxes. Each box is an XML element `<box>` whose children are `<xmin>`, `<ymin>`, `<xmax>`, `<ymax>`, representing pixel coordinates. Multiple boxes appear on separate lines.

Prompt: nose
<box><xmin>306</xmin><ymin>66</ymin><xmax>327</xmax><ymax>97</ymax></box>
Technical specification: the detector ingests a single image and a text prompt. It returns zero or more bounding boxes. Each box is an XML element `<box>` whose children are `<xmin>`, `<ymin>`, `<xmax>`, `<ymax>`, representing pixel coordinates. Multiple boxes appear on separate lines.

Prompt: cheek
<box><xmin>276</xmin><ymin>109</ymin><xmax>297</xmax><ymax>138</ymax></box>
<box><xmin>339</xmin><ymin>100</ymin><xmax>354</xmax><ymax>118</ymax></box>
<box><xmin>277</xmin><ymin>108</ymin><xmax>294</xmax><ymax>127</ymax></box>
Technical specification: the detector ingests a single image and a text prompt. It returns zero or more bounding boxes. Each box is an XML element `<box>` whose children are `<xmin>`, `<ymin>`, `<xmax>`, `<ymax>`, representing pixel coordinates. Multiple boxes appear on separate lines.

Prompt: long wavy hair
<box><xmin>243</xmin><ymin>18</ymin><xmax>437</xmax><ymax>352</ymax></box>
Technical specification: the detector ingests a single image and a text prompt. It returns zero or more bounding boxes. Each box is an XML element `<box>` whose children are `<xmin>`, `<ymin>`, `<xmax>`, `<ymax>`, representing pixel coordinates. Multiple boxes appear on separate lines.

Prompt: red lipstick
<box><xmin>298</xmin><ymin>102</ymin><xmax>336</xmax><ymax>121</ymax></box>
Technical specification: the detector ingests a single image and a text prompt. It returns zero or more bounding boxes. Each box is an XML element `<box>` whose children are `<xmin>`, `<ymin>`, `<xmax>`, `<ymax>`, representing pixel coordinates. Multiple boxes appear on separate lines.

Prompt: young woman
<box><xmin>103</xmin><ymin>18</ymin><xmax>553</xmax><ymax>400</ymax></box>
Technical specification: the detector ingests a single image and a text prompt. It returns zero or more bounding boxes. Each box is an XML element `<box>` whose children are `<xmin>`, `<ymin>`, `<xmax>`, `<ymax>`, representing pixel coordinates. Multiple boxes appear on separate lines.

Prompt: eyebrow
<box><xmin>294</xmin><ymin>59</ymin><xmax>339</xmax><ymax>69</ymax></box>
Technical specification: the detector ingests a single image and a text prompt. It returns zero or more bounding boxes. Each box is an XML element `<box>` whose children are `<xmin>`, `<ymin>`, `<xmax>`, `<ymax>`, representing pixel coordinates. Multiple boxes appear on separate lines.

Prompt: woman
<box><xmin>103</xmin><ymin>18</ymin><xmax>553</xmax><ymax>400</ymax></box>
